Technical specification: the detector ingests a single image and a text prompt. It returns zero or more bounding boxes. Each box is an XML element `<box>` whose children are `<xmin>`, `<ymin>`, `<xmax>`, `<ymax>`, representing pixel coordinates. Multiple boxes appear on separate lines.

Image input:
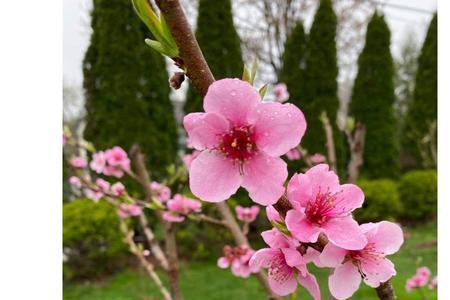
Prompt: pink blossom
<box><xmin>217</xmin><ymin>245</ymin><xmax>259</xmax><ymax>278</ymax></box>
<box><xmin>184</xmin><ymin>78</ymin><xmax>306</xmax><ymax>205</ymax></box>
<box><xmin>95</xmin><ymin>178</ymin><xmax>110</xmax><ymax>192</ymax></box>
<box><xmin>70</xmin><ymin>156</ymin><xmax>87</xmax><ymax>169</ymax></box>
<box><xmin>69</xmin><ymin>176</ymin><xmax>82</xmax><ymax>188</ymax></box>
<box><xmin>405</xmin><ymin>266</ymin><xmax>432</xmax><ymax>292</ymax></box>
<box><xmin>163</xmin><ymin>194</ymin><xmax>202</xmax><ymax>222</ymax></box>
<box><xmin>273</xmin><ymin>83</ymin><xmax>290</xmax><ymax>103</ymax></box>
<box><xmin>117</xmin><ymin>203</ymin><xmax>142</xmax><ymax>219</ymax></box>
<box><xmin>105</xmin><ymin>146</ymin><xmax>130</xmax><ymax>170</ymax></box>
<box><xmin>310</xmin><ymin>153</ymin><xmax>326</xmax><ymax>164</ymax></box>
<box><xmin>111</xmin><ymin>182</ymin><xmax>126</xmax><ymax>197</ymax></box>
<box><xmin>90</xmin><ymin>151</ymin><xmax>106</xmax><ymax>173</ymax></box>
<box><xmin>286</xmin><ymin>148</ymin><xmax>301</xmax><ymax>161</ymax></box>
<box><xmin>429</xmin><ymin>276</ymin><xmax>437</xmax><ymax>290</ymax></box>
<box><xmin>143</xmin><ymin>249</ymin><xmax>151</xmax><ymax>257</ymax></box>
<box><xmin>182</xmin><ymin>150</ymin><xmax>200</xmax><ymax>169</ymax></box>
<box><xmin>285</xmin><ymin>164</ymin><xmax>367</xmax><ymax>250</ymax></box>
<box><xmin>150</xmin><ymin>181</ymin><xmax>171</xmax><ymax>202</ymax></box>
<box><xmin>84</xmin><ymin>188</ymin><xmax>103</xmax><ymax>202</ymax></box>
<box><xmin>103</xmin><ymin>165</ymin><xmax>124</xmax><ymax>178</ymax></box>
<box><xmin>250</xmin><ymin>229</ymin><xmax>320</xmax><ymax>298</ymax></box>
<box><xmin>235</xmin><ymin>205</ymin><xmax>260</xmax><ymax>222</ymax></box>
<box><xmin>265</xmin><ymin>205</ymin><xmax>282</xmax><ymax>223</ymax></box>
<box><xmin>320</xmin><ymin>221</ymin><xmax>404</xmax><ymax>300</ymax></box>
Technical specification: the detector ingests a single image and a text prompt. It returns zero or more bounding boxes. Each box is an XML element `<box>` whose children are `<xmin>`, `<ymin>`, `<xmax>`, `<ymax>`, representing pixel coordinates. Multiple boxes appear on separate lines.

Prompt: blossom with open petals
<box><xmin>320</xmin><ymin>221</ymin><xmax>404</xmax><ymax>300</ymax></box>
<box><xmin>235</xmin><ymin>205</ymin><xmax>260</xmax><ymax>223</ymax></box>
<box><xmin>250</xmin><ymin>229</ymin><xmax>320</xmax><ymax>298</ymax></box>
<box><xmin>184</xmin><ymin>78</ymin><xmax>306</xmax><ymax>205</ymax></box>
<box><xmin>310</xmin><ymin>153</ymin><xmax>326</xmax><ymax>164</ymax></box>
<box><xmin>286</xmin><ymin>148</ymin><xmax>301</xmax><ymax>161</ymax></box>
<box><xmin>285</xmin><ymin>164</ymin><xmax>367</xmax><ymax>250</ymax></box>
<box><xmin>111</xmin><ymin>182</ymin><xmax>126</xmax><ymax>197</ymax></box>
<box><xmin>69</xmin><ymin>176</ymin><xmax>82</xmax><ymax>188</ymax></box>
<box><xmin>70</xmin><ymin>156</ymin><xmax>87</xmax><ymax>169</ymax></box>
<box><xmin>406</xmin><ymin>266</ymin><xmax>432</xmax><ymax>292</ymax></box>
<box><xmin>217</xmin><ymin>245</ymin><xmax>259</xmax><ymax>278</ymax></box>
<box><xmin>90</xmin><ymin>151</ymin><xmax>106</xmax><ymax>173</ymax></box>
<box><xmin>162</xmin><ymin>194</ymin><xmax>202</xmax><ymax>222</ymax></box>
<box><xmin>117</xmin><ymin>204</ymin><xmax>142</xmax><ymax>219</ymax></box>
<box><xmin>273</xmin><ymin>83</ymin><xmax>290</xmax><ymax>103</ymax></box>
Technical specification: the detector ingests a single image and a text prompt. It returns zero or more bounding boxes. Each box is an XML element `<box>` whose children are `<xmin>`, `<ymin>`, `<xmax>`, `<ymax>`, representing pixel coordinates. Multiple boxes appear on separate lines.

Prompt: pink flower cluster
<box><xmin>90</xmin><ymin>146</ymin><xmax>130</xmax><ymax>178</ymax></box>
<box><xmin>117</xmin><ymin>203</ymin><xmax>142</xmax><ymax>219</ymax></box>
<box><xmin>273</xmin><ymin>83</ymin><xmax>290</xmax><ymax>103</ymax></box>
<box><xmin>286</xmin><ymin>148</ymin><xmax>301</xmax><ymax>161</ymax></box>
<box><xmin>406</xmin><ymin>267</ymin><xmax>437</xmax><ymax>291</ymax></box>
<box><xmin>150</xmin><ymin>181</ymin><xmax>171</xmax><ymax>202</ymax></box>
<box><xmin>70</xmin><ymin>156</ymin><xmax>87</xmax><ymax>169</ymax></box>
<box><xmin>217</xmin><ymin>245</ymin><xmax>260</xmax><ymax>278</ymax></box>
<box><xmin>235</xmin><ymin>205</ymin><xmax>260</xmax><ymax>223</ymax></box>
<box><xmin>162</xmin><ymin>194</ymin><xmax>202</xmax><ymax>222</ymax></box>
<box><xmin>184</xmin><ymin>78</ymin><xmax>306</xmax><ymax>205</ymax></box>
<box><xmin>84</xmin><ymin>179</ymin><xmax>126</xmax><ymax>202</ymax></box>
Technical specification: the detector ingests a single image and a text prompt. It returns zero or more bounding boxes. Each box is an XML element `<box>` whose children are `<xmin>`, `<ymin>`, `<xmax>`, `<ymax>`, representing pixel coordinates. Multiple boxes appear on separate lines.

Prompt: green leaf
<box><xmin>270</xmin><ymin>220</ymin><xmax>291</xmax><ymax>236</ymax></box>
<box><xmin>250</xmin><ymin>57</ymin><xmax>258</xmax><ymax>84</ymax></box>
<box><xmin>242</xmin><ymin>64</ymin><xmax>250</xmax><ymax>83</ymax></box>
<box><xmin>258</xmin><ymin>83</ymin><xmax>268</xmax><ymax>98</ymax></box>
<box><xmin>145</xmin><ymin>39</ymin><xmax>178</xmax><ymax>57</ymax></box>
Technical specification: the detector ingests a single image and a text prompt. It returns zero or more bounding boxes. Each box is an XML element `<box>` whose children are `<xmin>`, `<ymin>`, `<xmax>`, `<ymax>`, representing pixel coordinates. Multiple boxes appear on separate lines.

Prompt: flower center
<box><xmin>304</xmin><ymin>191</ymin><xmax>339</xmax><ymax>225</ymax></box>
<box><xmin>218</xmin><ymin>126</ymin><xmax>258</xmax><ymax>162</ymax></box>
<box><xmin>268</xmin><ymin>252</ymin><xmax>291</xmax><ymax>284</ymax></box>
<box><xmin>348</xmin><ymin>243</ymin><xmax>384</xmax><ymax>279</ymax></box>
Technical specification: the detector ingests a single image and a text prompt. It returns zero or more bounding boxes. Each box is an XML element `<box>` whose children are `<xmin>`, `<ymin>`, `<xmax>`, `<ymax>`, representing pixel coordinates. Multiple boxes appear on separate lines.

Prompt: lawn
<box><xmin>64</xmin><ymin>221</ymin><xmax>437</xmax><ymax>300</ymax></box>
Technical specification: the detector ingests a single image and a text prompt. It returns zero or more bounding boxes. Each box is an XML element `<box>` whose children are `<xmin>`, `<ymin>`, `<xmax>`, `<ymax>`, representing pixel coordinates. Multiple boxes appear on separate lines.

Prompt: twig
<box><xmin>138</xmin><ymin>214</ymin><xmax>170</xmax><ymax>271</ymax></box>
<box><xmin>320</xmin><ymin>112</ymin><xmax>337</xmax><ymax>172</ymax></box>
<box><xmin>346</xmin><ymin>123</ymin><xmax>366</xmax><ymax>184</ymax></box>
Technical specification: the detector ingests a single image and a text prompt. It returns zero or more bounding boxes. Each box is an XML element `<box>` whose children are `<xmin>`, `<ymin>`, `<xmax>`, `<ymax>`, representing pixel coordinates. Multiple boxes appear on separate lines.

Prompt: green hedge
<box><xmin>399</xmin><ymin>170</ymin><xmax>437</xmax><ymax>221</ymax></box>
<box><xmin>355</xmin><ymin>179</ymin><xmax>402</xmax><ymax>223</ymax></box>
<box><xmin>63</xmin><ymin>199</ymin><xmax>128</xmax><ymax>281</ymax></box>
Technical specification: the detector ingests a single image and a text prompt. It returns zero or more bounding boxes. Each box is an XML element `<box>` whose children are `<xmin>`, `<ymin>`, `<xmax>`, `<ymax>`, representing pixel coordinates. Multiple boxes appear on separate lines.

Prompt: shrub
<box><xmin>63</xmin><ymin>199</ymin><xmax>128</xmax><ymax>281</ymax></box>
<box><xmin>398</xmin><ymin>170</ymin><xmax>437</xmax><ymax>221</ymax></box>
<box><xmin>355</xmin><ymin>179</ymin><xmax>402</xmax><ymax>223</ymax></box>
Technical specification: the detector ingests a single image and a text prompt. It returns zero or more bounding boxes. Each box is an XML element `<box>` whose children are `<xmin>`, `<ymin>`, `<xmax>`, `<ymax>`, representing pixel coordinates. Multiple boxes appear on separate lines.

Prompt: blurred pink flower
<box><xmin>405</xmin><ymin>266</ymin><xmax>432</xmax><ymax>292</ymax></box>
<box><xmin>217</xmin><ymin>245</ymin><xmax>260</xmax><ymax>278</ymax></box>
<box><xmin>286</xmin><ymin>148</ymin><xmax>301</xmax><ymax>160</ymax></box>
<box><xmin>184</xmin><ymin>78</ymin><xmax>306</xmax><ymax>205</ymax></box>
<box><xmin>70</xmin><ymin>156</ymin><xmax>87</xmax><ymax>169</ymax></box>
<box><xmin>321</xmin><ymin>221</ymin><xmax>404</xmax><ymax>299</ymax></box>
<box><xmin>111</xmin><ymin>182</ymin><xmax>126</xmax><ymax>197</ymax></box>
<box><xmin>84</xmin><ymin>189</ymin><xmax>103</xmax><ymax>202</ymax></box>
<box><xmin>95</xmin><ymin>178</ymin><xmax>110</xmax><ymax>193</ymax></box>
<box><xmin>69</xmin><ymin>176</ymin><xmax>82</xmax><ymax>188</ymax></box>
<box><xmin>285</xmin><ymin>164</ymin><xmax>367</xmax><ymax>250</ymax></box>
<box><xmin>273</xmin><ymin>83</ymin><xmax>290</xmax><ymax>103</ymax></box>
<box><xmin>150</xmin><ymin>181</ymin><xmax>171</xmax><ymax>202</ymax></box>
<box><xmin>163</xmin><ymin>194</ymin><xmax>202</xmax><ymax>222</ymax></box>
<box><xmin>235</xmin><ymin>205</ymin><xmax>260</xmax><ymax>222</ymax></box>
<box><xmin>117</xmin><ymin>203</ymin><xmax>142</xmax><ymax>219</ymax></box>
<box><xmin>105</xmin><ymin>146</ymin><xmax>130</xmax><ymax>170</ymax></box>
<box><xmin>90</xmin><ymin>151</ymin><xmax>106</xmax><ymax>173</ymax></box>
<box><xmin>429</xmin><ymin>276</ymin><xmax>437</xmax><ymax>290</ymax></box>
<box><xmin>143</xmin><ymin>249</ymin><xmax>151</xmax><ymax>257</ymax></box>
<box><xmin>310</xmin><ymin>153</ymin><xmax>326</xmax><ymax>164</ymax></box>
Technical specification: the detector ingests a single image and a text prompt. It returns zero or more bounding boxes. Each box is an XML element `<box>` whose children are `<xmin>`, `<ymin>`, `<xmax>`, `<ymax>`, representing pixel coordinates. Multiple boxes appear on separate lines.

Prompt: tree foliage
<box><xmin>349</xmin><ymin>13</ymin><xmax>399</xmax><ymax>178</ymax></box>
<box><xmin>83</xmin><ymin>0</ymin><xmax>178</xmax><ymax>178</ymax></box>
<box><xmin>184</xmin><ymin>0</ymin><xmax>243</xmax><ymax>115</ymax></box>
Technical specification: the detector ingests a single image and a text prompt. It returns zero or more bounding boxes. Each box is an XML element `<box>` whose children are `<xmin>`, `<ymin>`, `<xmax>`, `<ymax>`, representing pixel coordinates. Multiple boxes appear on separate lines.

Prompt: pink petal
<box><xmin>285</xmin><ymin>209</ymin><xmax>321</xmax><ymax>243</ymax></box>
<box><xmin>322</xmin><ymin>216</ymin><xmax>367</xmax><ymax>250</ymax></box>
<box><xmin>261</xmin><ymin>228</ymin><xmax>296</xmax><ymax>249</ymax></box>
<box><xmin>241</xmin><ymin>153</ymin><xmax>287</xmax><ymax>205</ymax></box>
<box><xmin>183</xmin><ymin>112</ymin><xmax>229</xmax><ymax>150</ymax></box>
<box><xmin>217</xmin><ymin>257</ymin><xmax>230</xmax><ymax>269</ymax></box>
<box><xmin>250</xmin><ymin>102</ymin><xmax>306</xmax><ymax>157</ymax></box>
<box><xmin>305</xmin><ymin>164</ymin><xmax>340</xmax><ymax>197</ymax></box>
<box><xmin>361</xmin><ymin>257</ymin><xmax>396</xmax><ymax>288</ymax></box>
<box><xmin>203</xmin><ymin>78</ymin><xmax>260</xmax><ymax>126</ymax></box>
<box><xmin>320</xmin><ymin>242</ymin><xmax>348</xmax><ymax>267</ymax></box>
<box><xmin>162</xmin><ymin>212</ymin><xmax>185</xmax><ymax>222</ymax></box>
<box><xmin>268</xmin><ymin>266</ymin><xmax>297</xmax><ymax>296</ymax></box>
<box><xmin>266</xmin><ymin>205</ymin><xmax>282</xmax><ymax>222</ymax></box>
<box><xmin>329</xmin><ymin>261</ymin><xmax>362</xmax><ymax>300</ymax></box>
<box><xmin>369</xmin><ymin>221</ymin><xmax>404</xmax><ymax>256</ymax></box>
<box><xmin>330</xmin><ymin>184</ymin><xmax>365</xmax><ymax>216</ymax></box>
<box><xmin>297</xmin><ymin>272</ymin><xmax>321</xmax><ymax>300</ymax></box>
<box><xmin>249</xmin><ymin>248</ymin><xmax>279</xmax><ymax>269</ymax></box>
<box><xmin>287</xmin><ymin>173</ymin><xmax>312</xmax><ymax>210</ymax></box>
<box><xmin>281</xmin><ymin>248</ymin><xmax>304</xmax><ymax>268</ymax></box>
<box><xmin>303</xmin><ymin>247</ymin><xmax>324</xmax><ymax>268</ymax></box>
<box><xmin>189</xmin><ymin>151</ymin><xmax>242</xmax><ymax>202</ymax></box>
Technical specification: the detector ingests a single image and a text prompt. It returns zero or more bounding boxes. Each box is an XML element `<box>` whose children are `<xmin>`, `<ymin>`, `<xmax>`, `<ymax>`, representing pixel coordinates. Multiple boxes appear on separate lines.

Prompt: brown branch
<box><xmin>346</xmin><ymin>123</ymin><xmax>366</xmax><ymax>184</ymax></box>
<box><xmin>320</xmin><ymin>112</ymin><xmax>337</xmax><ymax>172</ymax></box>
<box><xmin>120</xmin><ymin>221</ymin><xmax>172</xmax><ymax>300</ymax></box>
<box><xmin>138</xmin><ymin>214</ymin><xmax>170</xmax><ymax>271</ymax></box>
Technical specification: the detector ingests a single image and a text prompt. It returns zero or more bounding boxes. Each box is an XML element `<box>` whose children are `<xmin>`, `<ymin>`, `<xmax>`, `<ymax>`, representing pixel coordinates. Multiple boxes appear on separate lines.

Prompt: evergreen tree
<box><xmin>349</xmin><ymin>13</ymin><xmax>399</xmax><ymax>178</ymax></box>
<box><xmin>401</xmin><ymin>14</ymin><xmax>437</xmax><ymax>170</ymax></box>
<box><xmin>184</xmin><ymin>0</ymin><xmax>243</xmax><ymax>115</ymax></box>
<box><xmin>83</xmin><ymin>0</ymin><xmax>178</xmax><ymax>178</ymax></box>
<box><xmin>279</xmin><ymin>21</ymin><xmax>307</xmax><ymax>173</ymax></box>
<box><xmin>302</xmin><ymin>0</ymin><xmax>345</xmax><ymax>173</ymax></box>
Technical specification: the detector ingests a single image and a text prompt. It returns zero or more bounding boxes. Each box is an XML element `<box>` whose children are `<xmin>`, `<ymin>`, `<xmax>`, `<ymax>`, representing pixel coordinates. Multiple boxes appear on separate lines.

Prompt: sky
<box><xmin>63</xmin><ymin>0</ymin><xmax>437</xmax><ymax>87</ymax></box>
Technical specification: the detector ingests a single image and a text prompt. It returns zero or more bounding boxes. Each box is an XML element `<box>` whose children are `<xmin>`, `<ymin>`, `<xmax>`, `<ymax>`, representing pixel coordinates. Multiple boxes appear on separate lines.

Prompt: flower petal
<box><xmin>303</xmin><ymin>247</ymin><xmax>324</xmax><ymax>268</ymax></box>
<box><xmin>322</xmin><ymin>216</ymin><xmax>367</xmax><ymax>250</ymax></box>
<box><xmin>189</xmin><ymin>151</ymin><xmax>242</xmax><ymax>202</ymax></box>
<box><xmin>250</xmin><ymin>102</ymin><xmax>306</xmax><ymax>156</ymax></box>
<box><xmin>249</xmin><ymin>248</ymin><xmax>279</xmax><ymax>269</ymax></box>
<box><xmin>287</xmin><ymin>173</ymin><xmax>312</xmax><ymax>210</ymax></box>
<box><xmin>268</xmin><ymin>266</ymin><xmax>297</xmax><ymax>296</ymax></box>
<box><xmin>329</xmin><ymin>261</ymin><xmax>362</xmax><ymax>300</ymax></box>
<box><xmin>330</xmin><ymin>184</ymin><xmax>365</xmax><ymax>216</ymax></box>
<box><xmin>305</xmin><ymin>164</ymin><xmax>340</xmax><ymax>197</ymax></box>
<box><xmin>261</xmin><ymin>228</ymin><xmax>296</xmax><ymax>249</ymax></box>
<box><xmin>297</xmin><ymin>272</ymin><xmax>321</xmax><ymax>300</ymax></box>
<box><xmin>204</xmin><ymin>78</ymin><xmax>260</xmax><ymax>126</ymax></box>
<box><xmin>361</xmin><ymin>257</ymin><xmax>396</xmax><ymax>288</ymax></box>
<box><xmin>217</xmin><ymin>257</ymin><xmax>230</xmax><ymax>269</ymax></box>
<box><xmin>281</xmin><ymin>248</ymin><xmax>304</xmax><ymax>268</ymax></box>
<box><xmin>285</xmin><ymin>209</ymin><xmax>322</xmax><ymax>243</ymax></box>
<box><xmin>369</xmin><ymin>221</ymin><xmax>404</xmax><ymax>256</ymax></box>
<box><xmin>320</xmin><ymin>242</ymin><xmax>348</xmax><ymax>267</ymax></box>
<box><xmin>241</xmin><ymin>153</ymin><xmax>287</xmax><ymax>205</ymax></box>
<box><xmin>183</xmin><ymin>112</ymin><xmax>229</xmax><ymax>150</ymax></box>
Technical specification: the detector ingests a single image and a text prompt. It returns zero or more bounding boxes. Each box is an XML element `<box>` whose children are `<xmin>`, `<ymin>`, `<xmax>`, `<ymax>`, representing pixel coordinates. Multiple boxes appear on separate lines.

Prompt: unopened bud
<box><xmin>169</xmin><ymin>71</ymin><xmax>185</xmax><ymax>89</ymax></box>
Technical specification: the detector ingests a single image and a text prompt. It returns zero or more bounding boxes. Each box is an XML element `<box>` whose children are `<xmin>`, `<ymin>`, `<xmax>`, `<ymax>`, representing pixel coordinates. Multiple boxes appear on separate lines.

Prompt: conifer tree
<box><xmin>349</xmin><ymin>13</ymin><xmax>399</xmax><ymax>178</ymax></box>
<box><xmin>184</xmin><ymin>0</ymin><xmax>243</xmax><ymax>115</ymax></box>
<box><xmin>83</xmin><ymin>0</ymin><xmax>178</xmax><ymax>178</ymax></box>
<box><xmin>401</xmin><ymin>14</ymin><xmax>437</xmax><ymax>169</ymax></box>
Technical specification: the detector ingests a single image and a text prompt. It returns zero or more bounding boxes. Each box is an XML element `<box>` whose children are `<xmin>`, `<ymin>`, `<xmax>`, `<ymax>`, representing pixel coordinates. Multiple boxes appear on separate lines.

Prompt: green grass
<box><xmin>64</xmin><ymin>221</ymin><xmax>437</xmax><ymax>300</ymax></box>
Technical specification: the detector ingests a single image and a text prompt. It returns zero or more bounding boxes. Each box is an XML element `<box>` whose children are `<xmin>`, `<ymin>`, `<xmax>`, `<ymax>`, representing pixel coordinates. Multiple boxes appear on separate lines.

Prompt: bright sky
<box><xmin>63</xmin><ymin>0</ymin><xmax>437</xmax><ymax>87</ymax></box>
